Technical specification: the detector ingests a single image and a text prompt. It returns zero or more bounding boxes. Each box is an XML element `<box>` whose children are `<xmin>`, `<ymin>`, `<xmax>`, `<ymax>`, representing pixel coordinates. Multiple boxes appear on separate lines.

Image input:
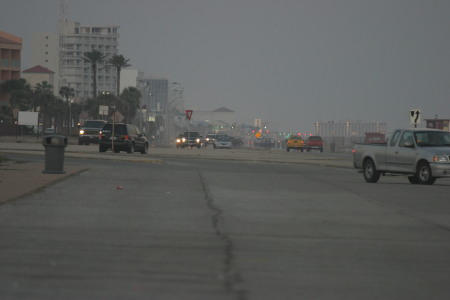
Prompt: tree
<box><xmin>120</xmin><ymin>87</ymin><xmax>141</xmax><ymax>123</ymax></box>
<box><xmin>109</xmin><ymin>54</ymin><xmax>131</xmax><ymax>96</ymax></box>
<box><xmin>83</xmin><ymin>50</ymin><xmax>106</xmax><ymax>98</ymax></box>
<box><xmin>33</xmin><ymin>81</ymin><xmax>56</xmax><ymax>130</ymax></box>
<box><xmin>59</xmin><ymin>86</ymin><xmax>75</xmax><ymax>131</ymax></box>
<box><xmin>0</xmin><ymin>79</ymin><xmax>32</xmax><ymax>122</ymax></box>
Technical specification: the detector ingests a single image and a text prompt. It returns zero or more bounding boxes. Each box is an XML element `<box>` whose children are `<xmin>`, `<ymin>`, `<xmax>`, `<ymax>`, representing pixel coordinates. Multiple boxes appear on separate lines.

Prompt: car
<box><xmin>304</xmin><ymin>135</ymin><xmax>324</xmax><ymax>152</ymax></box>
<box><xmin>175</xmin><ymin>134</ymin><xmax>184</xmax><ymax>148</ymax></box>
<box><xmin>99</xmin><ymin>123</ymin><xmax>148</xmax><ymax>154</ymax></box>
<box><xmin>179</xmin><ymin>131</ymin><xmax>202</xmax><ymax>148</ymax></box>
<box><xmin>44</xmin><ymin>128</ymin><xmax>56</xmax><ymax>134</ymax></box>
<box><xmin>214</xmin><ymin>135</ymin><xmax>232</xmax><ymax>149</ymax></box>
<box><xmin>203</xmin><ymin>133</ymin><xmax>217</xmax><ymax>147</ymax></box>
<box><xmin>286</xmin><ymin>135</ymin><xmax>304</xmax><ymax>152</ymax></box>
<box><xmin>78</xmin><ymin>120</ymin><xmax>107</xmax><ymax>145</ymax></box>
<box><xmin>231</xmin><ymin>136</ymin><xmax>243</xmax><ymax>147</ymax></box>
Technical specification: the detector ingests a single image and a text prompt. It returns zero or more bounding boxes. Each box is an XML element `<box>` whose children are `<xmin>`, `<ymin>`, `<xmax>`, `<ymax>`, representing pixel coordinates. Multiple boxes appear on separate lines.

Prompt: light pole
<box><xmin>111</xmin><ymin>104</ymin><xmax>116</xmax><ymax>153</ymax></box>
<box><xmin>69</xmin><ymin>99</ymin><xmax>74</xmax><ymax>137</ymax></box>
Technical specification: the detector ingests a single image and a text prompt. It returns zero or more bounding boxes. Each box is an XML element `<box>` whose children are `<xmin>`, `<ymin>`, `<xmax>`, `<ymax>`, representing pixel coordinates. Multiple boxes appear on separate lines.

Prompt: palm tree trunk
<box><xmin>93</xmin><ymin>63</ymin><xmax>97</xmax><ymax>98</ymax></box>
<box><xmin>116</xmin><ymin>68</ymin><xmax>121</xmax><ymax>96</ymax></box>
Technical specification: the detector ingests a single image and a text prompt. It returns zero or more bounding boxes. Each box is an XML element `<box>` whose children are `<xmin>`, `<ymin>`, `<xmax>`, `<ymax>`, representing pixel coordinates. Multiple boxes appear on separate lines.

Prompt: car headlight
<box><xmin>182</xmin><ymin>138</ymin><xmax>186</xmax><ymax>142</ymax></box>
<box><xmin>432</xmin><ymin>155</ymin><xmax>449</xmax><ymax>162</ymax></box>
<box><xmin>79</xmin><ymin>130</ymin><xmax>85</xmax><ymax>135</ymax></box>
<box><xmin>176</xmin><ymin>138</ymin><xmax>181</xmax><ymax>143</ymax></box>
<box><xmin>196</xmin><ymin>138</ymin><xmax>201</xmax><ymax>143</ymax></box>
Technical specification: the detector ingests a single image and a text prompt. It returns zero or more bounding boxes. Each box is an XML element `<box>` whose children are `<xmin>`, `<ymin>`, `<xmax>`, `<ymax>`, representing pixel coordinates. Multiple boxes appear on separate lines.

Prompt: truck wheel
<box><xmin>363</xmin><ymin>159</ymin><xmax>381</xmax><ymax>183</ymax></box>
<box><xmin>286</xmin><ymin>147</ymin><xmax>290</xmax><ymax>152</ymax></box>
<box><xmin>416</xmin><ymin>162</ymin><xmax>436</xmax><ymax>185</ymax></box>
<box><xmin>99</xmin><ymin>145</ymin><xmax>107</xmax><ymax>152</ymax></box>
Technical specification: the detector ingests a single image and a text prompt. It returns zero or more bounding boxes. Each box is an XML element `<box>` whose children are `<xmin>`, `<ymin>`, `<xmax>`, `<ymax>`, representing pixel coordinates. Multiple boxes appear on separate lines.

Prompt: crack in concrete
<box><xmin>198</xmin><ymin>170</ymin><xmax>247</xmax><ymax>300</ymax></box>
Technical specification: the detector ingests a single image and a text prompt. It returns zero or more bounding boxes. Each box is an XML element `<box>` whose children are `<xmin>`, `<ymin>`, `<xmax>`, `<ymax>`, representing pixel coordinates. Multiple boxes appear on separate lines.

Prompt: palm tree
<box><xmin>83</xmin><ymin>50</ymin><xmax>106</xmax><ymax>98</ymax></box>
<box><xmin>59</xmin><ymin>86</ymin><xmax>75</xmax><ymax>134</ymax></box>
<box><xmin>120</xmin><ymin>87</ymin><xmax>141</xmax><ymax>122</ymax></box>
<box><xmin>33</xmin><ymin>81</ymin><xmax>56</xmax><ymax>130</ymax></box>
<box><xmin>0</xmin><ymin>79</ymin><xmax>32</xmax><ymax>120</ymax></box>
<box><xmin>109</xmin><ymin>54</ymin><xmax>131</xmax><ymax>96</ymax></box>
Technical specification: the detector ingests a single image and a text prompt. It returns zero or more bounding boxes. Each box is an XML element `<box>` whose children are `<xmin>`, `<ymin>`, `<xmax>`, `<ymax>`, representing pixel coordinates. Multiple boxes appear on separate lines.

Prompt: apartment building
<box><xmin>0</xmin><ymin>31</ymin><xmax>22</xmax><ymax>106</ymax></box>
<box><xmin>32</xmin><ymin>19</ymin><xmax>119</xmax><ymax>100</ymax></box>
<box><xmin>22</xmin><ymin>65</ymin><xmax>55</xmax><ymax>90</ymax></box>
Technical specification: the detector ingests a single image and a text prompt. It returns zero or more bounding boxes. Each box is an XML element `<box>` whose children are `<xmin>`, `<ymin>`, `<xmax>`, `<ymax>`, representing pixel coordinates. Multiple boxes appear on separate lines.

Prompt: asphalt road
<box><xmin>0</xmin><ymin>154</ymin><xmax>449</xmax><ymax>299</ymax></box>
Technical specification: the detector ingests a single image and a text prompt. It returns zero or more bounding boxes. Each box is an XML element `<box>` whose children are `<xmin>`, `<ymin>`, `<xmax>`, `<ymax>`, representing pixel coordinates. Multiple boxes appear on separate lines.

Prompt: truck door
<box><xmin>387</xmin><ymin>130</ymin><xmax>417</xmax><ymax>172</ymax></box>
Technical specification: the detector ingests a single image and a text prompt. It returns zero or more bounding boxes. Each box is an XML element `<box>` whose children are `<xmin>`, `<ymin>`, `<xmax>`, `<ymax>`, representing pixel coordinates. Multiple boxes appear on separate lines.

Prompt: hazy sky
<box><xmin>2</xmin><ymin>0</ymin><xmax>449</xmax><ymax>133</ymax></box>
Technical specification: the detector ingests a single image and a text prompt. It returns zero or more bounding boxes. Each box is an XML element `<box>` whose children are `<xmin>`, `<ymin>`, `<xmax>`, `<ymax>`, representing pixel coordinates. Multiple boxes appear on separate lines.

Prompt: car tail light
<box><xmin>124</xmin><ymin>135</ymin><xmax>130</xmax><ymax>140</ymax></box>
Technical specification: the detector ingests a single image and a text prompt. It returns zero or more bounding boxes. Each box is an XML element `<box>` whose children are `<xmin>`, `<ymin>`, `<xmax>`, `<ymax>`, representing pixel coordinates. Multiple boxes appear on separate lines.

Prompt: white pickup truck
<box><xmin>353</xmin><ymin>129</ymin><xmax>450</xmax><ymax>185</ymax></box>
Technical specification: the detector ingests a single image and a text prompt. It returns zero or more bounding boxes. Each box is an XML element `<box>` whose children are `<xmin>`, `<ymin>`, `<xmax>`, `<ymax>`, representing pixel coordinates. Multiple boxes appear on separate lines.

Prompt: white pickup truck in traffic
<box><xmin>353</xmin><ymin>129</ymin><xmax>450</xmax><ymax>185</ymax></box>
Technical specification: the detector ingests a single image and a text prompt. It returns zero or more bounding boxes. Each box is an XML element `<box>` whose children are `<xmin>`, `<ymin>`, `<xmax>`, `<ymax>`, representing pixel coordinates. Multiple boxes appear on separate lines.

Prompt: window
<box><xmin>399</xmin><ymin>131</ymin><xmax>414</xmax><ymax>147</ymax></box>
<box><xmin>389</xmin><ymin>130</ymin><xmax>401</xmax><ymax>147</ymax></box>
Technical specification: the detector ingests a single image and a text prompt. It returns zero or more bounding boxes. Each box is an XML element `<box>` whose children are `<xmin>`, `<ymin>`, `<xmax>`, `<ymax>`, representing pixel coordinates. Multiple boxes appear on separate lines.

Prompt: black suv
<box><xmin>179</xmin><ymin>131</ymin><xmax>202</xmax><ymax>148</ymax></box>
<box><xmin>78</xmin><ymin>120</ymin><xmax>106</xmax><ymax>145</ymax></box>
<box><xmin>99</xmin><ymin>123</ymin><xmax>148</xmax><ymax>154</ymax></box>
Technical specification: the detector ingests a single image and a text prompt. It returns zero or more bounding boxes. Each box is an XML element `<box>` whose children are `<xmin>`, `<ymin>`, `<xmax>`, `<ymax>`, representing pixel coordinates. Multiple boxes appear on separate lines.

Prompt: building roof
<box><xmin>0</xmin><ymin>31</ymin><xmax>22</xmax><ymax>44</ymax></box>
<box><xmin>212</xmin><ymin>107</ymin><xmax>234</xmax><ymax>113</ymax></box>
<box><xmin>22</xmin><ymin>65</ymin><xmax>55</xmax><ymax>74</ymax></box>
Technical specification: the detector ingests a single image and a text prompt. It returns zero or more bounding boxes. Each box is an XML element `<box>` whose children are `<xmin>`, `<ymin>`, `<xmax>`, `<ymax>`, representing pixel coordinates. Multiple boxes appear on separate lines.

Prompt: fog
<box><xmin>2</xmin><ymin>0</ymin><xmax>449</xmax><ymax>133</ymax></box>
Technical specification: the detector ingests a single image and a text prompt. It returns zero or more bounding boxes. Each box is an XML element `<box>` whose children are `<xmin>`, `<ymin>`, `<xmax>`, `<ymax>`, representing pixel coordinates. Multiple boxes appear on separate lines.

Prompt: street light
<box><xmin>111</xmin><ymin>104</ymin><xmax>116</xmax><ymax>153</ymax></box>
<box><xmin>69</xmin><ymin>99</ymin><xmax>74</xmax><ymax>137</ymax></box>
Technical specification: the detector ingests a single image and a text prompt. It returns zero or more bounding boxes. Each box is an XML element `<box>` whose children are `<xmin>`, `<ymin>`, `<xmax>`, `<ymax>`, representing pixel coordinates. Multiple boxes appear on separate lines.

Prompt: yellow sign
<box><xmin>255</xmin><ymin>132</ymin><xmax>262</xmax><ymax>138</ymax></box>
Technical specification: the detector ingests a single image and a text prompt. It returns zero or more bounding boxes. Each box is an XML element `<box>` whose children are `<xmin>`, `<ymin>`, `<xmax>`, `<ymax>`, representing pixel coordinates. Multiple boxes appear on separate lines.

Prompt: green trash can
<box><xmin>42</xmin><ymin>135</ymin><xmax>68</xmax><ymax>174</ymax></box>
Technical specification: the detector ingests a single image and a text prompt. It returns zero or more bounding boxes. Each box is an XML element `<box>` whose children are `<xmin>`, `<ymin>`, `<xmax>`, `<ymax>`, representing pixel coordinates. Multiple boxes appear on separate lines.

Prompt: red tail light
<box><xmin>124</xmin><ymin>135</ymin><xmax>130</xmax><ymax>140</ymax></box>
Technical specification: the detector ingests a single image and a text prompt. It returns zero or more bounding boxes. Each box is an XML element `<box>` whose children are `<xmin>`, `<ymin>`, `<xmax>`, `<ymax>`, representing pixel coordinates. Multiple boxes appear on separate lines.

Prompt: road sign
<box><xmin>185</xmin><ymin>110</ymin><xmax>193</xmax><ymax>120</ymax></box>
<box><xmin>410</xmin><ymin>109</ymin><xmax>421</xmax><ymax>126</ymax></box>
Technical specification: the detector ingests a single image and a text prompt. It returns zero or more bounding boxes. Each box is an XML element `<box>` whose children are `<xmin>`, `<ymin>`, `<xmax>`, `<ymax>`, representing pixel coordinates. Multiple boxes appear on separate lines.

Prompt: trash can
<box><xmin>42</xmin><ymin>135</ymin><xmax>68</xmax><ymax>174</ymax></box>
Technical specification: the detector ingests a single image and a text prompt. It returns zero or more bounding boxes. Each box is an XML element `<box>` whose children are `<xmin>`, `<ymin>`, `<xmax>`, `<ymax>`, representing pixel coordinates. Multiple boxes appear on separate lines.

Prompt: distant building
<box><xmin>191</xmin><ymin>107</ymin><xmax>236</xmax><ymax>127</ymax></box>
<box><xmin>425</xmin><ymin>118</ymin><xmax>450</xmax><ymax>131</ymax></box>
<box><xmin>0</xmin><ymin>31</ymin><xmax>22</xmax><ymax>106</ymax></box>
<box><xmin>31</xmin><ymin>19</ymin><xmax>119</xmax><ymax>100</ymax></box>
<box><xmin>22</xmin><ymin>65</ymin><xmax>55</xmax><ymax>92</ymax></box>
<box><xmin>314</xmin><ymin>120</ymin><xmax>386</xmax><ymax>145</ymax></box>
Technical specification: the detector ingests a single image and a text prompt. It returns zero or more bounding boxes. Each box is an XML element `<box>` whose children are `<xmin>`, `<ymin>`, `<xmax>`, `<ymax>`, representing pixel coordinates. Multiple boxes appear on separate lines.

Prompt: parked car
<box><xmin>304</xmin><ymin>135</ymin><xmax>324</xmax><ymax>152</ymax></box>
<box><xmin>99</xmin><ymin>123</ymin><xmax>148</xmax><ymax>154</ymax></box>
<box><xmin>78</xmin><ymin>120</ymin><xmax>107</xmax><ymax>145</ymax></box>
<box><xmin>214</xmin><ymin>135</ymin><xmax>232</xmax><ymax>149</ymax></box>
<box><xmin>44</xmin><ymin>128</ymin><xmax>56</xmax><ymax>134</ymax></box>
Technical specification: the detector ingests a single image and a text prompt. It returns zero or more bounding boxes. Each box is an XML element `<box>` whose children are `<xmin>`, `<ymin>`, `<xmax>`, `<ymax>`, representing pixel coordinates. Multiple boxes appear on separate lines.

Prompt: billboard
<box><xmin>18</xmin><ymin>111</ymin><xmax>39</xmax><ymax>126</ymax></box>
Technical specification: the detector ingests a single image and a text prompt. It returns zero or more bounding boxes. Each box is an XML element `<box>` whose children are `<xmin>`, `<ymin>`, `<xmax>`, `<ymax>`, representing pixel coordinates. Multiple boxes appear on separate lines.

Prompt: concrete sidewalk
<box><xmin>0</xmin><ymin>158</ymin><xmax>88</xmax><ymax>204</ymax></box>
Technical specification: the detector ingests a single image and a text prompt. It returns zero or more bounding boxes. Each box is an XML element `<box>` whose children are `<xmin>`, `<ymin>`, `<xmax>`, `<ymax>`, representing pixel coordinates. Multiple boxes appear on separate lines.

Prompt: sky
<box><xmin>1</xmin><ymin>0</ymin><xmax>449</xmax><ymax>133</ymax></box>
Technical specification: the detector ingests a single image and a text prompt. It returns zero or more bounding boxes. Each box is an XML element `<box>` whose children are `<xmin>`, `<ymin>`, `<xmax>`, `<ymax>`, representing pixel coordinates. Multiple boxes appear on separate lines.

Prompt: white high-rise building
<box><xmin>31</xmin><ymin>19</ymin><xmax>119</xmax><ymax>99</ymax></box>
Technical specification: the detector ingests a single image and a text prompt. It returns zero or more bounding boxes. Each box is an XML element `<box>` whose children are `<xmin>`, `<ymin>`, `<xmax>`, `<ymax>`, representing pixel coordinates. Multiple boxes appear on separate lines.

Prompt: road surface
<box><xmin>0</xmin><ymin>154</ymin><xmax>449</xmax><ymax>299</ymax></box>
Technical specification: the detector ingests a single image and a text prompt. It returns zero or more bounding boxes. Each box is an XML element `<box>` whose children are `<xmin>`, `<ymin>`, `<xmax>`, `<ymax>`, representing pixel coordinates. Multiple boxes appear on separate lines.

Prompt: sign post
<box><xmin>185</xmin><ymin>110</ymin><xmax>193</xmax><ymax>121</ymax></box>
<box><xmin>185</xmin><ymin>110</ymin><xmax>193</xmax><ymax>148</ymax></box>
<box><xmin>410</xmin><ymin>109</ymin><xmax>421</xmax><ymax>128</ymax></box>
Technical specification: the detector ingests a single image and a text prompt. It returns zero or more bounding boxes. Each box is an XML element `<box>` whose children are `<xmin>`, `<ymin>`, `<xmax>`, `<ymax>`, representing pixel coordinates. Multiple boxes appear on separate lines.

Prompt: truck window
<box><xmin>389</xmin><ymin>130</ymin><xmax>401</xmax><ymax>147</ymax></box>
<box><xmin>399</xmin><ymin>131</ymin><xmax>414</xmax><ymax>147</ymax></box>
